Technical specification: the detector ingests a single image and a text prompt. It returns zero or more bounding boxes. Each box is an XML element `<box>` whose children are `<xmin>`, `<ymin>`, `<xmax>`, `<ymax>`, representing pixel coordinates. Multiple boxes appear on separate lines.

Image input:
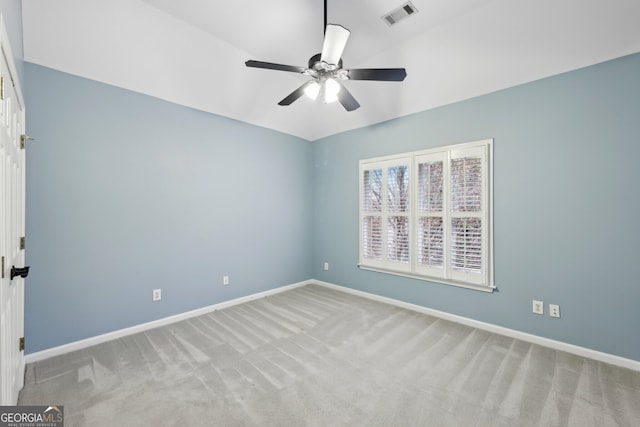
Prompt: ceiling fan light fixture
<box><xmin>324</xmin><ymin>78</ymin><xmax>341</xmax><ymax>103</ymax></box>
<box><xmin>304</xmin><ymin>81</ymin><xmax>321</xmax><ymax>100</ymax></box>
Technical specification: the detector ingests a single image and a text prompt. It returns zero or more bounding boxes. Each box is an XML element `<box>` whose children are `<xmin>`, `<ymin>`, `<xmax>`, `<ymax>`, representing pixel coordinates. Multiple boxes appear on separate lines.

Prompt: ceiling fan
<box><xmin>245</xmin><ymin>0</ymin><xmax>407</xmax><ymax>111</ymax></box>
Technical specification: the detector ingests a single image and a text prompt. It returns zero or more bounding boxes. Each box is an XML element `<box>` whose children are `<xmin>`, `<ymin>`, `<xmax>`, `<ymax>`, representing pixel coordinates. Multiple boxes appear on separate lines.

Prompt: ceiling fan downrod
<box><xmin>324</xmin><ymin>0</ymin><xmax>327</xmax><ymax>33</ymax></box>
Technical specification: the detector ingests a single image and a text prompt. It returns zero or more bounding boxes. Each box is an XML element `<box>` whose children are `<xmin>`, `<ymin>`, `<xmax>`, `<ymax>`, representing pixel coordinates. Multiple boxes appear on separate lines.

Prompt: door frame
<box><xmin>0</xmin><ymin>12</ymin><xmax>26</xmax><ymax>405</ymax></box>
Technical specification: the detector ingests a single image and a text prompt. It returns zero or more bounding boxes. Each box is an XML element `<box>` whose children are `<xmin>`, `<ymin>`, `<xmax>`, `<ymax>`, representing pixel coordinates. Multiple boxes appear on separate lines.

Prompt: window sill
<box><xmin>357</xmin><ymin>264</ymin><xmax>495</xmax><ymax>293</ymax></box>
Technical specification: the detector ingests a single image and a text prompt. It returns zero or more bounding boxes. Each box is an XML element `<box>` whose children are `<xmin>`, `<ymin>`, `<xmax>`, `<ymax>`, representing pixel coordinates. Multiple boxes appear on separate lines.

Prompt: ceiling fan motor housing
<box><xmin>308</xmin><ymin>53</ymin><xmax>342</xmax><ymax>71</ymax></box>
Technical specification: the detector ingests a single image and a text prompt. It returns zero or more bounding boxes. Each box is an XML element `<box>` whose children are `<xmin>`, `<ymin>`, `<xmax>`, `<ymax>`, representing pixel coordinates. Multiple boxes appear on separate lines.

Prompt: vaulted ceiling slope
<box><xmin>22</xmin><ymin>0</ymin><xmax>640</xmax><ymax>141</ymax></box>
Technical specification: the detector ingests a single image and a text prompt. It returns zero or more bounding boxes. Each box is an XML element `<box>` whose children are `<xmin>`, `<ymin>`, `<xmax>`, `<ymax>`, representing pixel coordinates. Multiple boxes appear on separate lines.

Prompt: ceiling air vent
<box><xmin>382</xmin><ymin>2</ymin><xmax>419</xmax><ymax>26</ymax></box>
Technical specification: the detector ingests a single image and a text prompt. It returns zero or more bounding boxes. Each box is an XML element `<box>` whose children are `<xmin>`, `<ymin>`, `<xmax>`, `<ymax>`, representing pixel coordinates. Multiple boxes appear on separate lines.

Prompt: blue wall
<box><xmin>24</xmin><ymin>64</ymin><xmax>313</xmax><ymax>353</ymax></box>
<box><xmin>24</xmin><ymin>53</ymin><xmax>640</xmax><ymax>362</ymax></box>
<box><xmin>312</xmin><ymin>53</ymin><xmax>640</xmax><ymax>361</ymax></box>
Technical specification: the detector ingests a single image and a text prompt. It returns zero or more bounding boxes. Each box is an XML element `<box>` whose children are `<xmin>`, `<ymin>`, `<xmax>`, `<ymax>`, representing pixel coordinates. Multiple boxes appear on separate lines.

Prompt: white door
<box><xmin>0</xmin><ymin>17</ymin><xmax>26</xmax><ymax>406</ymax></box>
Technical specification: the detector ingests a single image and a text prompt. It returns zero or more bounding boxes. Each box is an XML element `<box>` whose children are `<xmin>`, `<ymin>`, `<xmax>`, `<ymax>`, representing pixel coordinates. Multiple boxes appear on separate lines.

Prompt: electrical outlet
<box><xmin>324</xmin><ymin>262</ymin><xmax>329</xmax><ymax>271</ymax></box>
<box><xmin>223</xmin><ymin>275</ymin><xmax>229</xmax><ymax>286</ymax></box>
<box><xmin>532</xmin><ymin>300</ymin><xmax>544</xmax><ymax>315</ymax></box>
<box><xmin>549</xmin><ymin>304</ymin><xmax>560</xmax><ymax>318</ymax></box>
<box><xmin>152</xmin><ymin>289</ymin><xmax>162</xmax><ymax>302</ymax></box>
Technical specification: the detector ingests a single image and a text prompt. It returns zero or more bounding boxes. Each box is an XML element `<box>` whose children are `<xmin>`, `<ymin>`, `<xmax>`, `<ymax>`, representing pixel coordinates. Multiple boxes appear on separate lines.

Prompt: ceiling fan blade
<box><xmin>278</xmin><ymin>81</ymin><xmax>316</xmax><ymax>106</ymax></box>
<box><xmin>335</xmin><ymin>81</ymin><xmax>360</xmax><ymax>112</ymax></box>
<box><xmin>348</xmin><ymin>68</ymin><xmax>407</xmax><ymax>81</ymax></box>
<box><xmin>245</xmin><ymin>60</ymin><xmax>307</xmax><ymax>74</ymax></box>
<box><xmin>320</xmin><ymin>24</ymin><xmax>350</xmax><ymax>66</ymax></box>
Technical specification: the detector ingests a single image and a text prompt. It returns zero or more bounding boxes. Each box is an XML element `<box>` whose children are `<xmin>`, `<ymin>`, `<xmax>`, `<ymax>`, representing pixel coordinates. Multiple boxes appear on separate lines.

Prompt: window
<box><xmin>359</xmin><ymin>139</ymin><xmax>493</xmax><ymax>291</ymax></box>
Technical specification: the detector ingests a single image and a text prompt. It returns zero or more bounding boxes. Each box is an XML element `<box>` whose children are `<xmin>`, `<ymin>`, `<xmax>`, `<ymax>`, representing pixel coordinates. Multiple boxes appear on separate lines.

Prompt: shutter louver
<box><xmin>387</xmin><ymin>165</ymin><xmax>409</xmax><ymax>263</ymax></box>
<box><xmin>452</xmin><ymin>157</ymin><xmax>482</xmax><ymax>212</ymax></box>
<box><xmin>451</xmin><ymin>218</ymin><xmax>482</xmax><ymax>273</ymax></box>
<box><xmin>418</xmin><ymin>162</ymin><xmax>443</xmax><ymax>211</ymax></box>
<box><xmin>387</xmin><ymin>166</ymin><xmax>409</xmax><ymax>212</ymax></box>
<box><xmin>418</xmin><ymin>217</ymin><xmax>443</xmax><ymax>267</ymax></box>
<box><xmin>363</xmin><ymin>169</ymin><xmax>382</xmax><ymax>212</ymax></box>
<box><xmin>387</xmin><ymin>216</ymin><xmax>409</xmax><ymax>263</ymax></box>
<box><xmin>363</xmin><ymin>216</ymin><xmax>382</xmax><ymax>259</ymax></box>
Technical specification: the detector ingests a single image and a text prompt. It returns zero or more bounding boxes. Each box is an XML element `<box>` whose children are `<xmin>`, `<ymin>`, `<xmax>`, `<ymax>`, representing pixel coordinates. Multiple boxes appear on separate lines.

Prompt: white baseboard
<box><xmin>26</xmin><ymin>278</ymin><xmax>640</xmax><ymax>372</ymax></box>
<box><xmin>312</xmin><ymin>280</ymin><xmax>640</xmax><ymax>372</ymax></box>
<box><xmin>25</xmin><ymin>280</ymin><xmax>311</xmax><ymax>364</ymax></box>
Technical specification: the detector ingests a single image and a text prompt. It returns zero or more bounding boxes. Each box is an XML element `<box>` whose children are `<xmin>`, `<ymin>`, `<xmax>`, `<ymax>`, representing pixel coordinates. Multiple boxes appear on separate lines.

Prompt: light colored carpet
<box><xmin>19</xmin><ymin>284</ymin><xmax>640</xmax><ymax>426</ymax></box>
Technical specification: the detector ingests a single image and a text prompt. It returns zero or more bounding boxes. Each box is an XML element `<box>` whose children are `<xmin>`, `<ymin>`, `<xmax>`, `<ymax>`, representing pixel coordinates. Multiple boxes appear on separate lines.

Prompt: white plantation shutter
<box><xmin>359</xmin><ymin>140</ymin><xmax>492</xmax><ymax>290</ymax></box>
<box><xmin>359</xmin><ymin>159</ymin><xmax>411</xmax><ymax>272</ymax></box>
<box><xmin>387</xmin><ymin>165</ymin><xmax>410</xmax><ymax>264</ymax></box>
<box><xmin>363</xmin><ymin>169</ymin><xmax>382</xmax><ymax>212</ymax></box>
<box><xmin>451</xmin><ymin>217</ymin><xmax>482</xmax><ymax>273</ymax></box>
<box><xmin>387</xmin><ymin>216</ymin><xmax>409</xmax><ymax>262</ymax></box>
<box><xmin>449</xmin><ymin>146</ymin><xmax>488</xmax><ymax>285</ymax></box>
<box><xmin>418</xmin><ymin>160</ymin><xmax>444</xmax><ymax>212</ymax></box>
<box><xmin>416</xmin><ymin>153</ymin><xmax>445</xmax><ymax>278</ymax></box>
<box><xmin>362</xmin><ymin>169</ymin><xmax>383</xmax><ymax>260</ymax></box>
<box><xmin>363</xmin><ymin>216</ymin><xmax>382</xmax><ymax>260</ymax></box>
<box><xmin>417</xmin><ymin>217</ymin><xmax>444</xmax><ymax>266</ymax></box>
<box><xmin>451</xmin><ymin>157</ymin><xmax>482</xmax><ymax>212</ymax></box>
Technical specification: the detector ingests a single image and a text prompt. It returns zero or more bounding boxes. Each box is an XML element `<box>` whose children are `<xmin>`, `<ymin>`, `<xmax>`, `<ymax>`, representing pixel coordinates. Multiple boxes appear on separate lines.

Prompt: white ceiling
<box><xmin>22</xmin><ymin>0</ymin><xmax>640</xmax><ymax>141</ymax></box>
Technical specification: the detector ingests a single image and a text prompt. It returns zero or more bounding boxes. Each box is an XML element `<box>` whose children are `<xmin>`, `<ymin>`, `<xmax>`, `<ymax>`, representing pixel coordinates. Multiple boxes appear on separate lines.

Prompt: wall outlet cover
<box><xmin>532</xmin><ymin>300</ymin><xmax>544</xmax><ymax>315</ymax></box>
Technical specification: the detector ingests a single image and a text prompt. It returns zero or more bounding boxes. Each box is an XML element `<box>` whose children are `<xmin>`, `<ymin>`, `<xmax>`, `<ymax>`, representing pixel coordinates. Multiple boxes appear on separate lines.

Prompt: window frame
<box><xmin>358</xmin><ymin>139</ymin><xmax>494</xmax><ymax>292</ymax></box>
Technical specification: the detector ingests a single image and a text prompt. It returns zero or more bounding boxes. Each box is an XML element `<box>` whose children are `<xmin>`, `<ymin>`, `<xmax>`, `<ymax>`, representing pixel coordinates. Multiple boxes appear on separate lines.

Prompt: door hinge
<box><xmin>19</xmin><ymin>337</ymin><xmax>25</xmax><ymax>352</ymax></box>
<box><xmin>20</xmin><ymin>237</ymin><xmax>25</xmax><ymax>250</ymax></box>
<box><xmin>0</xmin><ymin>76</ymin><xmax>4</xmax><ymax>100</ymax></box>
<box><xmin>1</xmin><ymin>256</ymin><xmax>4</xmax><ymax>278</ymax></box>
